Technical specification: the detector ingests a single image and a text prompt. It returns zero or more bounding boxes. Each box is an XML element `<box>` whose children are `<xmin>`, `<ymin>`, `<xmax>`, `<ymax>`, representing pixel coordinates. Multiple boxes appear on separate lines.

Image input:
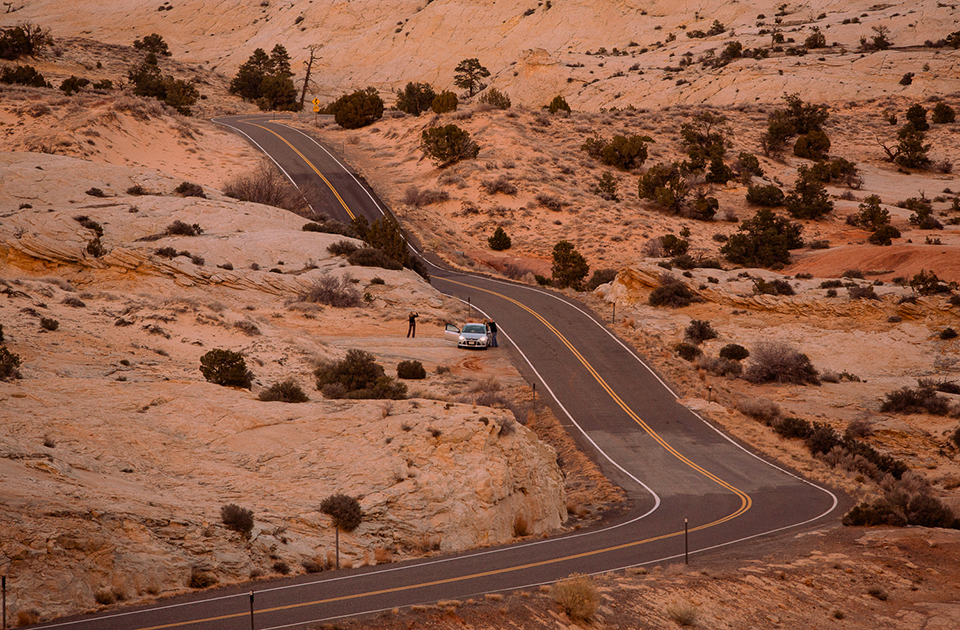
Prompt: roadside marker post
<box><xmin>2</xmin><ymin>575</ymin><xmax>6</xmax><ymax>630</ymax></box>
<box><xmin>249</xmin><ymin>591</ymin><xmax>254</xmax><ymax>630</ymax></box>
<box><xmin>684</xmin><ymin>519</ymin><xmax>689</xmax><ymax>565</ymax></box>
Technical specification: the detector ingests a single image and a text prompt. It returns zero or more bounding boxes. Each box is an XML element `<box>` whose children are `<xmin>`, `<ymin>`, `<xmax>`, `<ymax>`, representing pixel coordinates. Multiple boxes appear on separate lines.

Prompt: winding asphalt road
<box><xmin>35</xmin><ymin>115</ymin><xmax>840</xmax><ymax>630</ymax></box>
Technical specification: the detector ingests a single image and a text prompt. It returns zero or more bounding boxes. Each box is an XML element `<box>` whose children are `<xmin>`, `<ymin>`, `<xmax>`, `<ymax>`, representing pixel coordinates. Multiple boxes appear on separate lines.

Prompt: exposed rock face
<box><xmin>0</xmin><ymin>152</ymin><xmax>566</xmax><ymax>621</ymax></box>
<box><xmin>4</xmin><ymin>0</ymin><xmax>959</xmax><ymax>108</ymax></box>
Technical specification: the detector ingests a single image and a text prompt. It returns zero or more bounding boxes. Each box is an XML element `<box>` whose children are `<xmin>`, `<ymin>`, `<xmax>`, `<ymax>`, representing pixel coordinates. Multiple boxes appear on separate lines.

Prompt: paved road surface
<box><xmin>31</xmin><ymin>115</ymin><xmax>840</xmax><ymax>630</ymax></box>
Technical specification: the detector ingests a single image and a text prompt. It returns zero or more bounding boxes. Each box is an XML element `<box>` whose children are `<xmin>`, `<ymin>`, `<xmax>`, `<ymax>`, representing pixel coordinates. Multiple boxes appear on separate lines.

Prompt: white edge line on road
<box><xmin>430</xmin><ymin>269</ymin><xmax>840</xmax><ymax>518</ymax></box>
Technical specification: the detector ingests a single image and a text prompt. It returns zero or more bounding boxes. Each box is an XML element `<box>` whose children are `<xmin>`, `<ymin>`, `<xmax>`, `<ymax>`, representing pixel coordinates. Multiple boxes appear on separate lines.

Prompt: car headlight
<box><xmin>458</xmin><ymin>335</ymin><xmax>466</xmax><ymax>342</ymax></box>
<box><xmin>479</xmin><ymin>336</ymin><xmax>488</xmax><ymax>343</ymax></box>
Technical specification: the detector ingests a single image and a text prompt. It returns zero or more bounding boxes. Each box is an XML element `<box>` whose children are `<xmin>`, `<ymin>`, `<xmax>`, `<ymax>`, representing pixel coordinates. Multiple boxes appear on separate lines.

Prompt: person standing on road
<box><xmin>488</xmin><ymin>319</ymin><xmax>498</xmax><ymax>347</ymax></box>
<box><xmin>407</xmin><ymin>311</ymin><xmax>419</xmax><ymax>338</ymax></box>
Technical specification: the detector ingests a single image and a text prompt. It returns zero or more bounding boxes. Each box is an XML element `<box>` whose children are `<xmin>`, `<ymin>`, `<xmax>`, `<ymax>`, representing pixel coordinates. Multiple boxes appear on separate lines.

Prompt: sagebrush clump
<box><xmin>199</xmin><ymin>349</ymin><xmax>253</xmax><ymax>388</ymax></box>
<box><xmin>221</xmin><ymin>504</ymin><xmax>254</xmax><ymax>537</ymax></box>
<box><xmin>314</xmin><ymin>349</ymin><xmax>407</xmax><ymax>399</ymax></box>
<box><xmin>258</xmin><ymin>379</ymin><xmax>309</xmax><ymax>403</ymax></box>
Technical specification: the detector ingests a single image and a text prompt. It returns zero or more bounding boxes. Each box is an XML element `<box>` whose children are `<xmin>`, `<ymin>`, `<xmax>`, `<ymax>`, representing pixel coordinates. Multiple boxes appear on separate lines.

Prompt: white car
<box><xmin>444</xmin><ymin>322</ymin><xmax>490</xmax><ymax>349</ymax></box>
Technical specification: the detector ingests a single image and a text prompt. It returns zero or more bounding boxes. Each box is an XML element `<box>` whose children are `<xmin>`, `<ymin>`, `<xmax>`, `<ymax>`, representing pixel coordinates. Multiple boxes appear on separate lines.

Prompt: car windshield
<box><xmin>462</xmin><ymin>324</ymin><xmax>486</xmax><ymax>334</ymax></box>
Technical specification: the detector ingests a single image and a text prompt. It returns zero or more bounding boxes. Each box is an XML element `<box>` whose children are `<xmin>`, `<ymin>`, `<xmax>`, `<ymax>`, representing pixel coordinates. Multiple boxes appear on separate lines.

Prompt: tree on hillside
<box><xmin>721</xmin><ymin>208</ymin><xmax>803</xmax><ymax>268</ymax></box>
<box><xmin>552</xmin><ymin>240</ymin><xmax>589</xmax><ymax>290</ymax></box>
<box><xmin>127</xmin><ymin>54</ymin><xmax>199</xmax><ymax>115</ymax></box>
<box><xmin>421</xmin><ymin>124</ymin><xmax>479</xmax><ymax>167</ymax></box>
<box><xmin>395</xmin><ymin>82</ymin><xmax>437</xmax><ymax>116</ymax></box>
<box><xmin>133</xmin><ymin>33</ymin><xmax>171</xmax><ymax>56</ymax></box>
<box><xmin>0</xmin><ymin>23</ymin><xmax>52</xmax><ymax>60</ymax></box>
<box><xmin>454</xmin><ymin>58</ymin><xmax>490</xmax><ymax>97</ymax></box>
<box><xmin>229</xmin><ymin>45</ymin><xmax>298</xmax><ymax>111</ymax></box>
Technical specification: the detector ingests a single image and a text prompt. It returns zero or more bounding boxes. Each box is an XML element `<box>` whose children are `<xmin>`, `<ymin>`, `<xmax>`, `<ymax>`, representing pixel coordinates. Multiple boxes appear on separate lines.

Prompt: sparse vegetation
<box><xmin>223</xmin><ymin>162</ymin><xmax>305</xmax><ymax>212</ymax></box>
<box><xmin>488</xmin><ymin>226</ymin><xmax>512</xmax><ymax>251</ymax></box>
<box><xmin>0</xmin><ymin>346</ymin><xmax>22</xmax><ymax>381</ymax></box>
<box><xmin>394</xmin><ymin>81</ymin><xmax>437</xmax><ymax>116</ymax></box>
<box><xmin>685</xmin><ymin>319</ymin><xmax>717</xmax><ymax>344</ymax></box>
<box><xmin>649</xmin><ymin>274</ymin><xmax>696</xmax><ymax>308</ymax></box>
<box><xmin>298</xmin><ymin>275</ymin><xmax>363</xmax><ymax>307</ymax></box>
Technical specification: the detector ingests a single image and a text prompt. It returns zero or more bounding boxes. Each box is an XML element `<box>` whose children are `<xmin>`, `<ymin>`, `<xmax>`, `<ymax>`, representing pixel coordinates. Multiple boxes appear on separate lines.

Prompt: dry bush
<box><xmin>222</xmin><ymin>162</ymin><xmax>306</xmax><ymax>213</ymax></box>
<box><xmin>403</xmin><ymin>185</ymin><xmax>450</xmax><ymax>207</ymax></box>
<box><xmin>258</xmin><ymin>379</ymin><xmax>309</xmax><ymax>403</ymax></box>
<box><xmin>470</xmin><ymin>376</ymin><xmax>501</xmax><ymax>393</ymax></box>
<box><xmin>480</xmin><ymin>174</ymin><xmax>518</xmax><ymax>195</ymax></box>
<box><xmin>221</xmin><ymin>504</ymin><xmax>254</xmax><ymax>536</ymax></box>
<box><xmin>696</xmin><ymin>355</ymin><xmax>743</xmax><ymax>377</ymax></box>
<box><xmin>513</xmin><ymin>513</ymin><xmax>530</xmax><ymax>537</ymax></box>
<box><xmin>745</xmin><ymin>341</ymin><xmax>819</xmax><ymax>385</ymax></box>
<box><xmin>551</xmin><ymin>574</ymin><xmax>598</xmax><ymax>622</ymax></box>
<box><xmin>297</xmin><ymin>275</ymin><xmax>362</xmax><ymax>307</ymax></box>
<box><xmin>737</xmin><ymin>398</ymin><xmax>780</xmax><ymax>423</ymax></box>
<box><xmin>665</xmin><ymin>599</ymin><xmax>700</xmax><ymax>626</ymax></box>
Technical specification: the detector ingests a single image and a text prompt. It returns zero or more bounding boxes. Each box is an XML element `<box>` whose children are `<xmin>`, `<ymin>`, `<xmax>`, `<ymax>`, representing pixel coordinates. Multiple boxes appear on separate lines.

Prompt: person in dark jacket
<box><xmin>487</xmin><ymin>319</ymin><xmax>498</xmax><ymax>347</ymax></box>
<box><xmin>407</xmin><ymin>311</ymin><xmax>419</xmax><ymax>338</ymax></box>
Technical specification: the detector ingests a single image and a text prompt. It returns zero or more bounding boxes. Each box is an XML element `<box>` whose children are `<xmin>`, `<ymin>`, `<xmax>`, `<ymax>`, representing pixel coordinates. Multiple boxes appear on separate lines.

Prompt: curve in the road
<box><xmin>34</xmin><ymin>116</ymin><xmax>841</xmax><ymax>630</ymax></box>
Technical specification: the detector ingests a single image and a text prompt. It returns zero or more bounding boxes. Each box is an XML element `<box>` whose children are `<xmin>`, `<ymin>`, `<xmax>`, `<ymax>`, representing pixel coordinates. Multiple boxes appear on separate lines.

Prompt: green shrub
<box><xmin>221</xmin><ymin>504</ymin><xmax>254</xmax><ymax>536</ymax></box>
<box><xmin>849</xmin><ymin>195</ymin><xmax>889</xmax><ymax>230</ymax></box>
<box><xmin>330</xmin><ymin>87</ymin><xmax>384</xmax><ymax>129</ymax></box>
<box><xmin>314</xmin><ymin>349</ymin><xmax>407</xmax><ymax>399</ymax></box>
<box><xmin>133</xmin><ymin>33</ymin><xmax>172</xmax><ymax>56</ymax></box>
<box><xmin>0</xmin><ymin>64</ymin><xmax>48</xmax><ymax>87</ymax></box>
<box><xmin>394</xmin><ymin>81</ymin><xmax>437</xmax><ymax>116</ymax></box>
<box><xmin>128</xmin><ymin>58</ymin><xmax>200</xmax><ymax>115</ymax></box>
<box><xmin>547</xmin><ymin>95</ymin><xmax>571</xmax><ymax>114</ymax></box>
<box><xmin>675</xmin><ymin>342</ymin><xmax>702</xmax><ymax>361</ymax></box>
<box><xmin>753</xmin><ymin>278</ymin><xmax>795</xmax><ymax>296</ymax></box>
<box><xmin>719</xmin><ymin>343</ymin><xmax>749</xmax><ymax>361</ymax></box>
<box><xmin>745</xmin><ymin>184</ymin><xmax>785</xmax><ymax>207</ymax></box>
<box><xmin>685</xmin><ymin>319</ymin><xmax>717</xmax><ymax>344</ymax></box>
<box><xmin>551</xmin><ymin>240</ymin><xmax>589</xmax><ymax>290</ymax></box>
<box><xmin>348</xmin><ymin>246</ymin><xmax>403</xmax><ymax>271</ymax></box>
<box><xmin>910</xmin><ymin>269</ymin><xmax>950</xmax><ymax>295</ymax></box>
<box><xmin>638</xmin><ymin>162</ymin><xmax>687</xmax><ymax>213</ymax></box>
<box><xmin>588</xmin><ymin>134</ymin><xmax>651</xmax><ymax>170</ymax></box>
<box><xmin>880</xmin><ymin>385</ymin><xmax>951</xmax><ymax>415</ymax></box>
<box><xmin>200</xmin><ymin>349</ymin><xmax>253</xmax><ymax>388</ymax></box>
<box><xmin>785</xmin><ymin>165</ymin><xmax>833</xmax><ymax>219</ymax></box>
<box><xmin>0</xmin><ymin>346</ymin><xmax>22</xmax><ymax>381</ymax></box>
<box><xmin>649</xmin><ymin>275</ymin><xmax>695</xmax><ymax>308</ymax></box>
<box><xmin>807</xmin><ymin>157</ymin><xmax>859</xmax><ymax>185</ymax></box>
<box><xmin>397</xmin><ymin>360</ymin><xmax>426</xmax><ymax>380</ymax></box>
<box><xmin>793</xmin><ymin>129</ymin><xmax>831</xmax><ymax>160</ymax></box>
<box><xmin>691</xmin><ymin>193</ymin><xmax>719</xmax><ymax>220</ymax></box>
<box><xmin>737</xmin><ymin>152</ymin><xmax>764</xmax><ymax>177</ymax></box>
<box><xmin>258</xmin><ymin>379</ymin><xmax>309</xmax><ymax>402</ymax></box>
<box><xmin>660</xmin><ymin>234</ymin><xmax>689</xmax><ymax>257</ymax></box>
<box><xmin>745</xmin><ymin>341</ymin><xmax>819</xmax><ymax>385</ymax></box>
<box><xmin>804</xmin><ymin>421</ymin><xmax>840</xmax><ymax>455</ymax></box>
<box><xmin>488</xmin><ymin>226</ymin><xmax>512</xmax><ymax>251</ymax></box>
<box><xmin>320</xmin><ymin>493</ymin><xmax>362</xmax><ymax>531</ymax></box>
<box><xmin>721</xmin><ymin>208</ymin><xmax>803</xmax><ymax>267</ymax></box>
<box><xmin>478</xmin><ymin>87</ymin><xmax>511</xmax><ymax>109</ymax></box>
<box><xmin>431</xmin><ymin>90</ymin><xmax>458</xmax><ymax>114</ymax></box>
<box><xmin>59</xmin><ymin>75</ymin><xmax>90</xmax><ymax>95</ymax></box>
<box><xmin>905</xmin><ymin>103</ymin><xmax>929</xmax><ymax>131</ymax></box>
<box><xmin>421</xmin><ymin>124</ymin><xmax>479</xmax><ymax>167</ymax></box>
<box><xmin>931</xmin><ymin>102</ymin><xmax>956</xmax><ymax>124</ymax></box>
